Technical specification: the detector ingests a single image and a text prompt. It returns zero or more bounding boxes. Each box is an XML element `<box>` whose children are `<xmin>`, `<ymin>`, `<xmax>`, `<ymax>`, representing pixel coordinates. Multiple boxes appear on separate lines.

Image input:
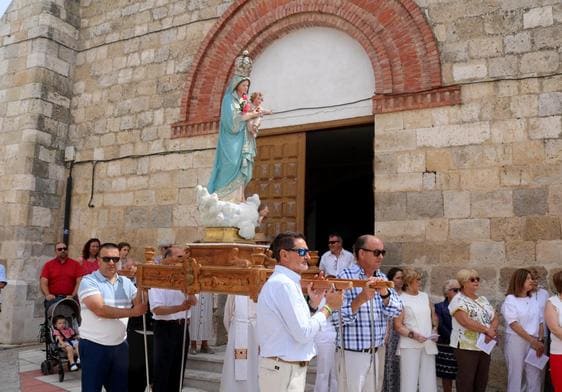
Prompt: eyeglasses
<box><xmin>328</xmin><ymin>241</ymin><xmax>340</xmax><ymax>245</ymax></box>
<box><xmin>449</xmin><ymin>288</ymin><xmax>460</xmax><ymax>293</ymax></box>
<box><xmin>101</xmin><ymin>256</ymin><xmax>120</xmax><ymax>263</ymax></box>
<box><xmin>469</xmin><ymin>277</ymin><xmax>480</xmax><ymax>283</ymax></box>
<box><xmin>361</xmin><ymin>248</ymin><xmax>386</xmax><ymax>257</ymax></box>
<box><xmin>56</xmin><ymin>247</ymin><xmax>67</xmax><ymax>251</ymax></box>
<box><xmin>286</xmin><ymin>248</ymin><xmax>310</xmax><ymax>257</ymax></box>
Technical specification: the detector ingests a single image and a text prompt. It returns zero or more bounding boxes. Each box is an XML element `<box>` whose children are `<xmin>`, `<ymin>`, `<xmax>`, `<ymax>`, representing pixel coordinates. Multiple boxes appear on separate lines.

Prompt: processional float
<box><xmin>126</xmin><ymin>50</ymin><xmax>392</xmax><ymax>297</ymax></box>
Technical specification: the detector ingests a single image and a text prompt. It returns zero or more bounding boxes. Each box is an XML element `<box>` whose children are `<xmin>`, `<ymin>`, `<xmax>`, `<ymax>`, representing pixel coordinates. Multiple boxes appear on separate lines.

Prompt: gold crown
<box><xmin>234</xmin><ymin>50</ymin><xmax>252</xmax><ymax>77</ymax></box>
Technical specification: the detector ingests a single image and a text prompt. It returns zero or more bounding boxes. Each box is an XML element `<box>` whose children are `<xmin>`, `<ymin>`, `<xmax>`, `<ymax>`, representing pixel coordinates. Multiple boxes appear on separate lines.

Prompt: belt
<box><xmin>154</xmin><ymin>319</ymin><xmax>188</xmax><ymax>325</ymax></box>
<box><xmin>266</xmin><ymin>357</ymin><xmax>309</xmax><ymax>367</ymax></box>
<box><xmin>338</xmin><ymin>347</ymin><xmax>378</xmax><ymax>353</ymax></box>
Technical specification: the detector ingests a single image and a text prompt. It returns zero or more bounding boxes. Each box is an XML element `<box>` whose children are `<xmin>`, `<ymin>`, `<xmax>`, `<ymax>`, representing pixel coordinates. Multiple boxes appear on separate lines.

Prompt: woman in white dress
<box><xmin>545</xmin><ymin>271</ymin><xmax>562</xmax><ymax>391</ymax></box>
<box><xmin>189</xmin><ymin>292</ymin><xmax>215</xmax><ymax>354</ymax></box>
<box><xmin>220</xmin><ymin>295</ymin><xmax>259</xmax><ymax>392</ymax></box>
<box><xmin>501</xmin><ymin>268</ymin><xmax>544</xmax><ymax>392</ymax></box>
<box><xmin>394</xmin><ymin>268</ymin><xmax>438</xmax><ymax>392</ymax></box>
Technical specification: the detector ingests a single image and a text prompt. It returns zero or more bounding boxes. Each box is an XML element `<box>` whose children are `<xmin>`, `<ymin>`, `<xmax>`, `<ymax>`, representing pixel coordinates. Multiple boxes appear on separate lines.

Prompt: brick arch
<box><xmin>172</xmin><ymin>0</ymin><xmax>460</xmax><ymax>138</ymax></box>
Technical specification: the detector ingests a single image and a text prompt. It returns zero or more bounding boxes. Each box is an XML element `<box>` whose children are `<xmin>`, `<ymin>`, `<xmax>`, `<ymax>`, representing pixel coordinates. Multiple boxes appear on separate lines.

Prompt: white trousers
<box><xmin>314</xmin><ymin>340</ymin><xmax>337</xmax><ymax>392</ymax></box>
<box><xmin>259</xmin><ymin>357</ymin><xmax>308</xmax><ymax>392</ymax></box>
<box><xmin>504</xmin><ymin>333</ymin><xmax>542</xmax><ymax>392</ymax></box>
<box><xmin>399</xmin><ymin>348</ymin><xmax>437</xmax><ymax>392</ymax></box>
<box><xmin>337</xmin><ymin>347</ymin><xmax>385</xmax><ymax>392</ymax></box>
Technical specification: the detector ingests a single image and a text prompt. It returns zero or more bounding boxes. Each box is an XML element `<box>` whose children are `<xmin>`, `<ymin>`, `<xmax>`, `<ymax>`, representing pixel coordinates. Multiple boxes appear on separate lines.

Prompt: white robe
<box><xmin>220</xmin><ymin>295</ymin><xmax>259</xmax><ymax>392</ymax></box>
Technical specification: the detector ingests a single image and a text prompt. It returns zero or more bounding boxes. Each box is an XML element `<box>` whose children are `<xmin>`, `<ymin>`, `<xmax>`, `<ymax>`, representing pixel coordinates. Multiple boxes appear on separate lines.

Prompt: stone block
<box><xmin>444</xmin><ymin>191</ymin><xmax>471</xmax><ymax>218</ymax></box>
<box><xmin>403</xmin><ymin>110</ymin><xmax>433</xmax><ymax>129</ymax></box>
<box><xmin>396</xmin><ymin>151</ymin><xmax>425</xmax><ymax>173</ymax></box>
<box><xmin>426</xmin><ymin>150</ymin><xmax>455</xmax><ymax>171</ymax></box>
<box><xmin>156</xmin><ymin>188</ymin><xmax>178</xmax><ymax>204</ymax></box>
<box><xmin>177</xmin><ymin>169</ymin><xmax>198</xmax><ymax>188</ymax></box>
<box><xmin>103</xmin><ymin>192</ymin><xmax>133</xmax><ymax>207</ymax></box>
<box><xmin>491</xmin><ymin>217</ymin><xmax>525</xmax><ymax>241</ymax></box>
<box><xmin>401</xmin><ymin>242</ymin><xmax>441</xmax><ymax>265</ymax></box>
<box><xmin>150</xmin><ymin>205</ymin><xmax>172</xmax><ymax>228</ymax></box>
<box><xmin>488</xmin><ymin>56</ymin><xmax>518</xmax><ymax>78</ymax></box>
<box><xmin>548</xmin><ymin>184</ymin><xmax>562</xmax><ymax>216</ymax></box>
<box><xmin>149</xmin><ymin>172</ymin><xmax>175</xmax><ymax>188</ymax></box>
<box><xmin>468</xmin><ymin>37</ymin><xmax>503</xmax><ymax>59</ymax></box>
<box><xmin>536</xmin><ymin>240</ymin><xmax>562</xmax><ymax>263</ymax></box>
<box><xmin>513</xmin><ymin>188</ymin><xmax>548</xmax><ymax>216</ymax></box>
<box><xmin>504</xmin><ymin>32</ymin><xmax>532</xmax><ymax>54</ymax></box>
<box><xmin>511</xmin><ymin>141</ymin><xmax>545</xmax><ymax>165</ymax></box>
<box><xmin>528</xmin><ymin>116</ymin><xmax>561</xmax><ymax>139</ymax></box>
<box><xmin>470</xmin><ymin>241</ymin><xmax>506</xmax><ymax>264</ymax></box>
<box><xmin>451</xmin><ymin>145</ymin><xmax>511</xmax><ymax>169</ymax></box>
<box><xmin>461</xmin><ymin>82</ymin><xmax>495</xmax><ymax>102</ymax></box>
<box><xmin>449</xmin><ymin>219</ymin><xmax>490</xmax><ymax>240</ymax></box>
<box><xmin>374</xmin><ymin>192</ymin><xmax>407</xmax><ymax>221</ymax></box>
<box><xmin>125</xmin><ymin>206</ymin><xmax>149</xmax><ymax>229</ymax></box>
<box><xmin>539</xmin><ymin>92</ymin><xmax>562</xmax><ymax>116</ymax></box>
<box><xmin>422</xmin><ymin>172</ymin><xmax>437</xmax><ymax>190</ymax></box>
<box><xmin>417</xmin><ymin>122</ymin><xmax>490</xmax><ymax>148</ymax></box>
<box><xmin>375</xmin><ymin>173</ymin><xmax>422</xmax><ymax>192</ymax></box>
<box><xmin>406</xmin><ymin>191</ymin><xmax>443</xmax><ymax>218</ymax></box>
<box><xmin>491</xmin><ymin>119</ymin><xmax>526</xmax><ymax>143</ymax></box>
<box><xmin>520</xmin><ymin>51</ymin><xmax>559</xmax><ymax>74</ymax></box>
<box><xmin>133</xmin><ymin>190</ymin><xmax>155</xmax><ymax>206</ymax></box>
<box><xmin>172</xmin><ymin>205</ymin><xmax>197</xmax><ymax>226</ymax></box>
<box><xmin>426</xmin><ymin>219</ymin><xmax>448</xmax><ymax>242</ymax></box>
<box><xmin>510</xmin><ymin>95</ymin><xmax>538</xmax><ymax>118</ymax></box>
<box><xmin>471</xmin><ymin>190</ymin><xmax>513</xmax><ymax>218</ymax></box>
<box><xmin>374</xmin><ymin>153</ymin><xmax>397</xmax><ymax>174</ymax></box>
<box><xmin>111</xmin><ymin>178</ymin><xmax>127</xmax><ymax>192</ymax></box>
<box><xmin>545</xmin><ymin>140</ymin><xmax>562</xmax><ymax>162</ymax></box>
<box><xmin>506</xmin><ymin>241</ymin><xmax>536</xmax><ymax>265</ymax></box>
<box><xmin>452</xmin><ymin>61</ymin><xmax>487</xmax><ymax>81</ymax></box>
<box><xmin>524</xmin><ymin>216</ymin><xmax>561</xmax><ymax>241</ymax></box>
<box><xmin>31</xmin><ymin>206</ymin><xmax>51</xmax><ymax>227</ymax></box>
<box><xmin>374</xmin><ymin>130</ymin><xmax>416</xmax><ymax>152</ymax></box>
<box><xmin>460</xmin><ymin>168</ymin><xmax>500</xmax><ymax>190</ymax></box>
<box><xmin>375</xmin><ymin>220</ymin><xmax>426</xmax><ymax>242</ymax></box>
<box><xmin>523</xmin><ymin>6</ymin><xmax>554</xmax><ymax>29</ymax></box>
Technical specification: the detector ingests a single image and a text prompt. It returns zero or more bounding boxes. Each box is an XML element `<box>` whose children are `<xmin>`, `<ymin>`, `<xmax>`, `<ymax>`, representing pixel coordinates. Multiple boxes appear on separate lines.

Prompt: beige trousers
<box><xmin>337</xmin><ymin>347</ymin><xmax>385</xmax><ymax>392</ymax></box>
<box><xmin>258</xmin><ymin>357</ymin><xmax>308</xmax><ymax>392</ymax></box>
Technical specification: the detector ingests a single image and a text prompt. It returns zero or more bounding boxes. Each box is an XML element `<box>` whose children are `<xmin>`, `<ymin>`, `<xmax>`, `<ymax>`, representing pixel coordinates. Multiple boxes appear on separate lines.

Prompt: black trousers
<box><xmin>127</xmin><ymin>330</ymin><xmax>153</xmax><ymax>392</ymax></box>
<box><xmin>153</xmin><ymin>320</ymin><xmax>190</xmax><ymax>392</ymax></box>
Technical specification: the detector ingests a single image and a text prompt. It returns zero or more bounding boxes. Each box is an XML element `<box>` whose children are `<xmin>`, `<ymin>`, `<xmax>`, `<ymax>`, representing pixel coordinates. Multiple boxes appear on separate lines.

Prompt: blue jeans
<box><xmin>80</xmin><ymin>338</ymin><xmax>128</xmax><ymax>392</ymax></box>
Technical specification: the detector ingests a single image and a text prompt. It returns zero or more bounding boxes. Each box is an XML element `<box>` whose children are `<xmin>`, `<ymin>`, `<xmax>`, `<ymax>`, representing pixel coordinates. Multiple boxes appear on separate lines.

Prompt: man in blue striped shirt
<box><xmin>335</xmin><ymin>234</ymin><xmax>402</xmax><ymax>392</ymax></box>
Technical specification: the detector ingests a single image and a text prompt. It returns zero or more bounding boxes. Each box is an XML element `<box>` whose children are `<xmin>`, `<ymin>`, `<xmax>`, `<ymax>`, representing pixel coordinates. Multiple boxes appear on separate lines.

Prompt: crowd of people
<box><xmin>37</xmin><ymin>234</ymin><xmax>562</xmax><ymax>392</ymax></box>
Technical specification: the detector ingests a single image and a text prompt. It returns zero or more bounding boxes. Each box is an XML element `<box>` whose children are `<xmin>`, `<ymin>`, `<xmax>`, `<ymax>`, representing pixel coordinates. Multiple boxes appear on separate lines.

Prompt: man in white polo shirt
<box><xmin>78</xmin><ymin>242</ymin><xmax>147</xmax><ymax>392</ymax></box>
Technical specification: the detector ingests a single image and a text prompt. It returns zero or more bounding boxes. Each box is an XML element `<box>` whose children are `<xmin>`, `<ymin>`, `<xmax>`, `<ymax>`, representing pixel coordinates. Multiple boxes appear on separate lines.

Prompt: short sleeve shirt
<box><xmin>449</xmin><ymin>293</ymin><xmax>494</xmax><ymax>351</ymax></box>
<box><xmin>40</xmin><ymin>258</ymin><xmax>84</xmax><ymax>296</ymax></box>
<box><xmin>78</xmin><ymin>271</ymin><xmax>137</xmax><ymax>346</ymax></box>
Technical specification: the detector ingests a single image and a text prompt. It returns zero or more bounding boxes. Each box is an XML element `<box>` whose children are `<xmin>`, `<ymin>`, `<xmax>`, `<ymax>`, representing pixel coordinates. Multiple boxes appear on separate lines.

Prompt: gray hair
<box><xmin>443</xmin><ymin>279</ymin><xmax>460</xmax><ymax>296</ymax></box>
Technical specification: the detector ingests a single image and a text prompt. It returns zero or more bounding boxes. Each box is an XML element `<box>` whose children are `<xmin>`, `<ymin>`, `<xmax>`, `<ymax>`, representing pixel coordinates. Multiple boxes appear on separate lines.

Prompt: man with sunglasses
<box><xmin>78</xmin><ymin>243</ymin><xmax>148</xmax><ymax>392</ymax></box>
<box><xmin>336</xmin><ymin>234</ymin><xmax>403</xmax><ymax>392</ymax></box>
<box><xmin>319</xmin><ymin>233</ymin><xmax>354</xmax><ymax>278</ymax></box>
<box><xmin>257</xmin><ymin>232</ymin><xmax>344</xmax><ymax>392</ymax></box>
<box><xmin>40</xmin><ymin>242</ymin><xmax>84</xmax><ymax>314</ymax></box>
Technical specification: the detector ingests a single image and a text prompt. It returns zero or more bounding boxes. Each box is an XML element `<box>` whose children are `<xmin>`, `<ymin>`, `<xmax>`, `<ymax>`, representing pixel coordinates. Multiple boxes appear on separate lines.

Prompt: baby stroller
<box><xmin>40</xmin><ymin>297</ymin><xmax>81</xmax><ymax>382</ymax></box>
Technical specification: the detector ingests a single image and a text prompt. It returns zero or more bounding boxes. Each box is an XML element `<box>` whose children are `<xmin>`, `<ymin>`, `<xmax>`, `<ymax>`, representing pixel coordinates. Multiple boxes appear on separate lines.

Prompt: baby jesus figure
<box><xmin>245</xmin><ymin>92</ymin><xmax>272</xmax><ymax>138</ymax></box>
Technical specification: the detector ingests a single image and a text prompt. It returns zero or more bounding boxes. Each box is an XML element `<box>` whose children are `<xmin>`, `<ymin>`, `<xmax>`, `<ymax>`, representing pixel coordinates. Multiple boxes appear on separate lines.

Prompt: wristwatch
<box><xmin>408</xmin><ymin>331</ymin><xmax>414</xmax><ymax>339</ymax></box>
<box><xmin>380</xmin><ymin>291</ymin><xmax>391</xmax><ymax>299</ymax></box>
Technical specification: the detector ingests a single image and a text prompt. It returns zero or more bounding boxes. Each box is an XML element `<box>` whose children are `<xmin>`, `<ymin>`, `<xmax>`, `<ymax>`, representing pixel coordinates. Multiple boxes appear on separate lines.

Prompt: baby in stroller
<box><xmin>53</xmin><ymin>315</ymin><xmax>80</xmax><ymax>371</ymax></box>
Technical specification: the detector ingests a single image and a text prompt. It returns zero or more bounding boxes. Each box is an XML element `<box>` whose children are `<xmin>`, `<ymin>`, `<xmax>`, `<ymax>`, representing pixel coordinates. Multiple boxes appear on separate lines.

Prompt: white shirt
<box><xmin>501</xmin><ymin>294</ymin><xmax>542</xmax><ymax>336</ymax></box>
<box><xmin>257</xmin><ymin>265</ymin><xmax>327</xmax><ymax>361</ymax></box>
<box><xmin>319</xmin><ymin>249</ymin><xmax>354</xmax><ymax>277</ymax></box>
<box><xmin>149</xmin><ymin>288</ymin><xmax>191</xmax><ymax>320</ymax></box>
<box><xmin>548</xmin><ymin>296</ymin><xmax>562</xmax><ymax>354</ymax></box>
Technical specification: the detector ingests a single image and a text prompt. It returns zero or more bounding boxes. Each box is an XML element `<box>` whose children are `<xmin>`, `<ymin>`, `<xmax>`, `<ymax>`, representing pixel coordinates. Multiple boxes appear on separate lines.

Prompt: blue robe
<box><xmin>207</xmin><ymin>75</ymin><xmax>254</xmax><ymax>200</ymax></box>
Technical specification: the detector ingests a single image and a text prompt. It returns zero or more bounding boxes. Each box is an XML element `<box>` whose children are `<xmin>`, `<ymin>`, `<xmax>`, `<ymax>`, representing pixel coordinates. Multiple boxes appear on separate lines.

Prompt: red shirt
<box><xmin>40</xmin><ymin>257</ymin><xmax>84</xmax><ymax>296</ymax></box>
<box><xmin>81</xmin><ymin>259</ymin><xmax>99</xmax><ymax>275</ymax></box>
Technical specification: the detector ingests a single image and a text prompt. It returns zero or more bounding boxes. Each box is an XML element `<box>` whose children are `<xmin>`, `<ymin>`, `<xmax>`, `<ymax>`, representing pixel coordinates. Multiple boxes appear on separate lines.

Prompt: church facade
<box><xmin>0</xmin><ymin>0</ymin><xmax>560</xmax><ymax>387</ymax></box>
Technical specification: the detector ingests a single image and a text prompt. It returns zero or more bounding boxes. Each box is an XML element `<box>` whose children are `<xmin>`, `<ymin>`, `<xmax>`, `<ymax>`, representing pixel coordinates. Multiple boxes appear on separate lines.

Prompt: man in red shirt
<box><xmin>40</xmin><ymin>242</ymin><xmax>84</xmax><ymax>312</ymax></box>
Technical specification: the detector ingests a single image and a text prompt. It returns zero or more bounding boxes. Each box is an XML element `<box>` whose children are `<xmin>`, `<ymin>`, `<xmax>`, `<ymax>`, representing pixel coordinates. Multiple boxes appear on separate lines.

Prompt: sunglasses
<box><xmin>361</xmin><ymin>248</ymin><xmax>386</xmax><ymax>257</ymax></box>
<box><xmin>101</xmin><ymin>256</ymin><xmax>120</xmax><ymax>263</ymax></box>
<box><xmin>449</xmin><ymin>288</ymin><xmax>460</xmax><ymax>293</ymax></box>
<box><xmin>328</xmin><ymin>241</ymin><xmax>340</xmax><ymax>245</ymax></box>
<box><xmin>286</xmin><ymin>248</ymin><xmax>310</xmax><ymax>257</ymax></box>
<box><xmin>469</xmin><ymin>277</ymin><xmax>480</xmax><ymax>283</ymax></box>
<box><xmin>56</xmin><ymin>247</ymin><xmax>68</xmax><ymax>251</ymax></box>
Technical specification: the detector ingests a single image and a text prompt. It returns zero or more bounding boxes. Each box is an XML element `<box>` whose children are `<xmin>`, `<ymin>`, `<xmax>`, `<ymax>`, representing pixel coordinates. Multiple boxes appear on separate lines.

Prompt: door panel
<box><xmin>246</xmin><ymin>133</ymin><xmax>305</xmax><ymax>239</ymax></box>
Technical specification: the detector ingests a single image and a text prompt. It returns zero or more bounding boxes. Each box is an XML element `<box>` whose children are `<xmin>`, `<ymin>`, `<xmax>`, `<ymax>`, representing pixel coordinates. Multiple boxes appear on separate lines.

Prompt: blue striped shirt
<box><xmin>334</xmin><ymin>264</ymin><xmax>402</xmax><ymax>350</ymax></box>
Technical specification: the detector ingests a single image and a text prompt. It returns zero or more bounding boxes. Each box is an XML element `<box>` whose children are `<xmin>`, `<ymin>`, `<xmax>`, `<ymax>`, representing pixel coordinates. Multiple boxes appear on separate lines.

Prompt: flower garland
<box><xmin>239</xmin><ymin>94</ymin><xmax>251</xmax><ymax>113</ymax></box>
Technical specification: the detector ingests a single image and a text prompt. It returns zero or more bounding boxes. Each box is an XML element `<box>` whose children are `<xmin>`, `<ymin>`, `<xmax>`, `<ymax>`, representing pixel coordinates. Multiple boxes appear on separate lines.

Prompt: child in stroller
<box><xmin>52</xmin><ymin>315</ymin><xmax>80</xmax><ymax>371</ymax></box>
<box><xmin>41</xmin><ymin>297</ymin><xmax>81</xmax><ymax>382</ymax></box>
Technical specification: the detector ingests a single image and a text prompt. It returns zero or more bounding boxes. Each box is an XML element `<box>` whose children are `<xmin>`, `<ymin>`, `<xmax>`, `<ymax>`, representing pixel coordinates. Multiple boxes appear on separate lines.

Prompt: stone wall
<box><xmin>0</xmin><ymin>2</ymin><xmax>559</xmax><ymax>389</ymax></box>
<box><xmin>0</xmin><ymin>0</ymin><xmax>80</xmax><ymax>343</ymax></box>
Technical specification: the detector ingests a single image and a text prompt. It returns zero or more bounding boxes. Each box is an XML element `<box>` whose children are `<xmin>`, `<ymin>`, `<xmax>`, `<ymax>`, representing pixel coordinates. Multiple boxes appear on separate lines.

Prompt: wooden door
<box><xmin>246</xmin><ymin>133</ymin><xmax>306</xmax><ymax>239</ymax></box>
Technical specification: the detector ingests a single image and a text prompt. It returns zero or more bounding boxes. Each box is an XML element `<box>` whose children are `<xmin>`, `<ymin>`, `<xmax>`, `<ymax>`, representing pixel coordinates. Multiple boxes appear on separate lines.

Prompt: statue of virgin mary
<box><xmin>207</xmin><ymin>51</ymin><xmax>260</xmax><ymax>203</ymax></box>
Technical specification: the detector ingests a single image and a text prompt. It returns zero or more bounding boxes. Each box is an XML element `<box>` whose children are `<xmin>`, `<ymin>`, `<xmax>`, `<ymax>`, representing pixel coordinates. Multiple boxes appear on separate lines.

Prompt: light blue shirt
<box><xmin>78</xmin><ymin>270</ymin><xmax>137</xmax><ymax>345</ymax></box>
<box><xmin>257</xmin><ymin>265</ymin><xmax>327</xmax><ymax>361</ymax></box>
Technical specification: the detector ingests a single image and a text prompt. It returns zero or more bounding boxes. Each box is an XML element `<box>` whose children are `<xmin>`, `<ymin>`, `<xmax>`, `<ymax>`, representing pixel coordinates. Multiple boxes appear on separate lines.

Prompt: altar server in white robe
<box><xmin>220</xmin><ymin>295</ymin><xmax>259</xmax><ymax>392</ymax></box>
